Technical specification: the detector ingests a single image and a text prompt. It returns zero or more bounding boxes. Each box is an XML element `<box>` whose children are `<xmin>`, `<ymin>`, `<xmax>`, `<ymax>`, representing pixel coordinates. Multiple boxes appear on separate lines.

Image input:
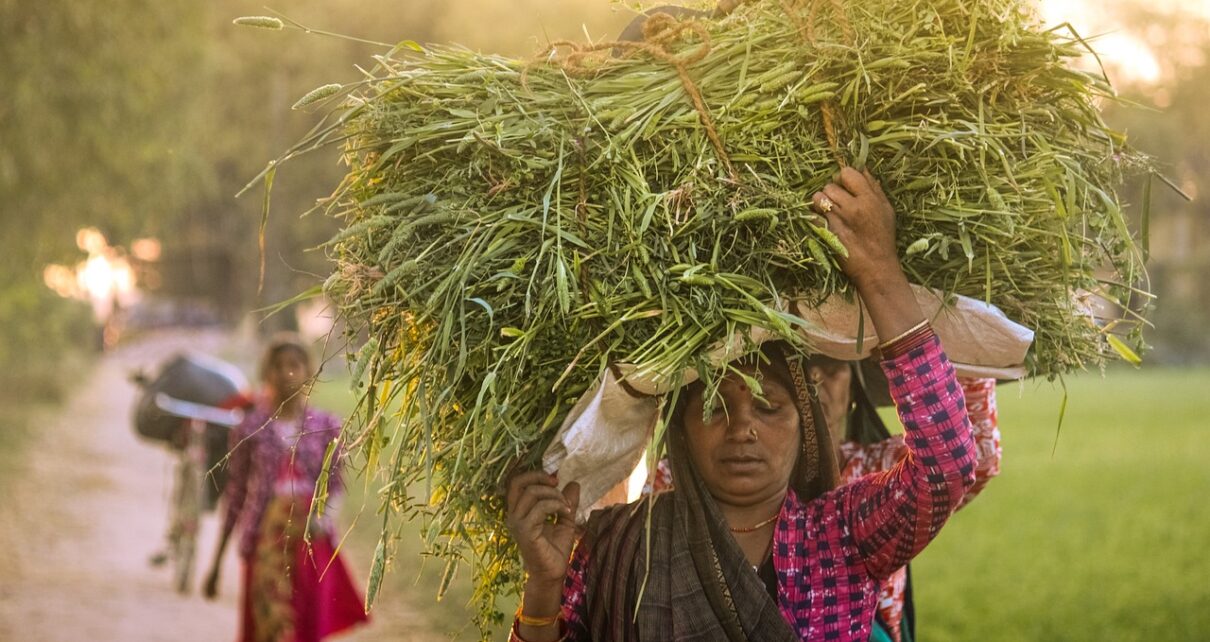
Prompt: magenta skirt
<box><xmin>239</xmin><ymin>527</ymin><xmax>369</xmax><ymax>642</ymax></box>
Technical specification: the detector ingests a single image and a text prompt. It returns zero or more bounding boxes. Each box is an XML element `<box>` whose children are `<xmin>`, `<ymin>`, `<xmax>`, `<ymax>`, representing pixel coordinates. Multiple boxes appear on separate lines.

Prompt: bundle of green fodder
<box><xmin>265</xmin><ymin>0</ymin><xmax>1157</xmax><ymax>627</ymax></box>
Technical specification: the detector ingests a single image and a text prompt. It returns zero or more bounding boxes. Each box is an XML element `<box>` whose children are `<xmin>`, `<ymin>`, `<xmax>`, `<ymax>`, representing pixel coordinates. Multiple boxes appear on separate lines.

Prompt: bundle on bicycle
<box><xmin>130</xmin><ymin>351</ymin><xmax>250</xmax><ymax>593</ymax></box>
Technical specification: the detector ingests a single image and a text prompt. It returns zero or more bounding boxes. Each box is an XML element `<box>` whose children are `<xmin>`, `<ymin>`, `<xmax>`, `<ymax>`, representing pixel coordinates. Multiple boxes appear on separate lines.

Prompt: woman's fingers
<box><xmin>862</xmin><ymin>168</ymin><xmax>886</xmax><ymax>197</ymax></box>
<box><xmin>507</xmin><ymin>470</ymin><xmax>556</xmax><ymax>511</ymax></box>
<box><xmin>518</xmin><ymin>498</ymin><xmax>575</xmax><ymax>531</ymax></box>
<box><xmin>562</xmin><ymin>481</ymin><xmax>580</xmax><ymax>506</ymax></box>
<box><xmin>562</xmin><ymin>481</ymin><xmax>581</xmax><ymax>514</ymax></box>
<box><xmin>812</xmin><ymin>189</ymin><xmax>849</xmax><ymax>217</ymax></box>
<box><xmin>513</xmin><ymin>484</ymin><xmax>570</xmax><ymax>523</ymax></box>
<box><xmin>822</xmin><ymin>183</ymin><xmax>856</xmax><ymax>211</ymax></box>
<box><xmin>837</xmin><ymin>166</ymin><xmax>871</xmax><ymax>195</ymax></box>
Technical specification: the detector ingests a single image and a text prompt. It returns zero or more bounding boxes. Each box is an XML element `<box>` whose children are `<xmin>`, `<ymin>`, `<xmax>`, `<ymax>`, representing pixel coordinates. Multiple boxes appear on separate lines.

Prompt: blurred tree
<box><xmin>160</xmin><ymin>0</ymin><xmax>633</xmax><ymax>331</ymax></box>
<box><xmin>0</xmin><ymin>0</ymin><xmax>202</xmax><ymax>397</ymax></box>
<box><xmin>0</xmin><ymin>0</ymin><xmax>633</xmax><ymax>395</ymax></box>
<box><xmin>1099</xmin><ymin>6</ymin><xmax>1210</xmax><ymax>363</ymax></box>
<box><xmin>3</xmin><ymin>0</ymin><xmax>1206</xmax><ymax>399</ymax></box>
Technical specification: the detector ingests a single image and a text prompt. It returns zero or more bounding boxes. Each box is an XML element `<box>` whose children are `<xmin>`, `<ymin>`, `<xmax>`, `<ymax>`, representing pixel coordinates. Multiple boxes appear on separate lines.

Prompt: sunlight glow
<box><xmin>1039</xmin><ymin>0</ymin><xmax>1198</xmax><ymax>85</ymax></box>
<box><xmin>44</xmin><ymin>227</ymin><xmax>142</xmax><ymax>323</ymax></box>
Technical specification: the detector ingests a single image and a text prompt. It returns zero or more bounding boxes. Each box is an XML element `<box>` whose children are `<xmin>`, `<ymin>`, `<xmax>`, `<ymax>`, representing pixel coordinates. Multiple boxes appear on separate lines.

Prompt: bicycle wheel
<box><xmin>170</xmin><ymin>421</ymin><xmax>207</xmax><ymax>594</ymax></box>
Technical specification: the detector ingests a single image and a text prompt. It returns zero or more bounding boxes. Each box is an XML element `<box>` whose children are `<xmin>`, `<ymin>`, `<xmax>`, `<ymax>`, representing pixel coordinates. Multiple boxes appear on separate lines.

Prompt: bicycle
<box><xmin>130</xmin><ymin>352</ymin><xmax>248</xmax><ymax>594</ymax></box>
<box><xmin>151</xmin><ymin>394</ymin><xmax>243</xmax><ymax>594</ymax></box>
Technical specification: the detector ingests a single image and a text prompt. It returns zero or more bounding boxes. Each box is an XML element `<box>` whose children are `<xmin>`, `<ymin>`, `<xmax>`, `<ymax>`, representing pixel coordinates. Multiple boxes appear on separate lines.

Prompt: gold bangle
<box><xmin>516</xmin><ymin>606</ymin><xmax>561</xmax><ymax>628</ymax></box>
<box><xmin>877</xmin><ymin>319</ymin><xmax>929</xmax><ymax>350</ymax></box>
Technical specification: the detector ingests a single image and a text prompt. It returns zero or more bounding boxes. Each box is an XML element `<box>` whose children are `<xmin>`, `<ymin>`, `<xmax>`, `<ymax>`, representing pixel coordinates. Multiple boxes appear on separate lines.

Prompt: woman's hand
<box><xmin>811</xmin><ymin>167</ymin><xmax>903</xmax><ymax>288</ymax></box>
<box><xmin>811</xmin><ymin>167</ymin><xmax>926</xmax><ymax>342</ymax></box>
<box><xmin>203</xmin><ymin>565</ymin><xmax>220</xmax><ymax>599</ymax></box>
<box><xmin>505</xmin><ymin>472</ymin><xmax>581</xmax><ymax>587</ymax></box>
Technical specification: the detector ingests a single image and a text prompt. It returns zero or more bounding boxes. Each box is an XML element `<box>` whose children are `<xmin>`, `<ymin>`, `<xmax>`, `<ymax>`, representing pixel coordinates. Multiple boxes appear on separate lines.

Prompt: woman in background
<box><xmin>204</xmin><ymin>334</ymin><xmax>368</xmax><ymax>642</ymax></box>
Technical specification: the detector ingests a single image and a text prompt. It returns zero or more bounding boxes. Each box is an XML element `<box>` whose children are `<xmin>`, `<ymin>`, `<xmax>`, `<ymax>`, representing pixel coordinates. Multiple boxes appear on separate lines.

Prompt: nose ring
<box><xmin>748</xmin><ymin>428</ymin><xmax>757</xmax><ymax>439</ymax></box>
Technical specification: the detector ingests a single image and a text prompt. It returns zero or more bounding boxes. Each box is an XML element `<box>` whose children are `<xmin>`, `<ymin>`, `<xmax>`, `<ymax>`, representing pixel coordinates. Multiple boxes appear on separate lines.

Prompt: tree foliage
<box><xmin>0</xmin><ymin>0</ymin><xmax>627</xmax><ymax>388</ymax></box>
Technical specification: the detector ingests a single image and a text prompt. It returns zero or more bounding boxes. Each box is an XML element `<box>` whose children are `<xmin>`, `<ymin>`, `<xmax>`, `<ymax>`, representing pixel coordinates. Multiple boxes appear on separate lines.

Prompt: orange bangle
<box><xmin>516</xmin><ymin>605</ymin><xmax>560</xmax><ymax>628</ymax></box>
<box><xmin>877</xmin><ymin>322</ymin><xmax>935</xmax><ymax>360</ymax></box>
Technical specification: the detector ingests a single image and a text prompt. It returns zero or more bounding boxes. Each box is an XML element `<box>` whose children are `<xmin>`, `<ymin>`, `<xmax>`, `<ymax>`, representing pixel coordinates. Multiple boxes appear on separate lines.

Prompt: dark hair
<box><xmin>258</xmin><ymin>332</ymin><xmax>313</xmax><ymax>382</ymax></box>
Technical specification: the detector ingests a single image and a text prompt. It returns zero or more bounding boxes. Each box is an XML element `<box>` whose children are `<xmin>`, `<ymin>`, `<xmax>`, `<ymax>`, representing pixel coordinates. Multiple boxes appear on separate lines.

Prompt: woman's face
<box><xmin>265</xmin><ymin>348</ymin><xmax>310</xmax><ymax>401</ymax></box>
<box><xmin>683</xmin><ymin>365</ymin><xmax>802</xmax><ymax>508</ymax></box>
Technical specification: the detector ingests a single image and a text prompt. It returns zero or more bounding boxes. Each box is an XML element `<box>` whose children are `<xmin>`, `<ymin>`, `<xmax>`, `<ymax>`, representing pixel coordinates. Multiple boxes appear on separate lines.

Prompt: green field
<box><xmin>912</xmin><ymin>368</ymin><xmax>1210</xmax><ymax>641</ymax></box>
<box><xmin>317</xmin><ymin>366</ymin><xmax>1210</xmax><ymax>640</ymax></box>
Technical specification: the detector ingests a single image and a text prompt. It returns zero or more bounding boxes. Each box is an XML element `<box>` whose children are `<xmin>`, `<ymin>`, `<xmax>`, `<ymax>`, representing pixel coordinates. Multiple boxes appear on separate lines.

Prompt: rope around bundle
<box><xmin>779</xmin><ymin>0</ymin><xmax>854</xmax><ymax>163</ymax></box>
<box><xmin>530</xmin><ymin>0</ymin><xmax>858</xmax><ymax>179</ymax></box>
<box><xmin>532</xmin><ymin>12</ymin><xmax>733</xmax><ymax>178</ymax></box>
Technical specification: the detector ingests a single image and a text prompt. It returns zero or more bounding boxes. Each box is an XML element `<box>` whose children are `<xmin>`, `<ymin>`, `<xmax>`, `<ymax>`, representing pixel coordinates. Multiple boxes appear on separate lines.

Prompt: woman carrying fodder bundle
<box><xmin>630</xmin><ymin>359</ymin><xmax>1003</xmax><ymax>642</ymax></box>
<box><xmin>505</xmin><ymin>167</ymin><xmax>978</xmax><ymax>641</ymax></box>
<box><xmin>605</xmin><ymin>9</ymin><xmax>1003</xmax><ymax>641</ymax></box>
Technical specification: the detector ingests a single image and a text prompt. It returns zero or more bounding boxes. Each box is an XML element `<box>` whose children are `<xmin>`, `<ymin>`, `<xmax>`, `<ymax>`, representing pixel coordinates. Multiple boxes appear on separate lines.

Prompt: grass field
<box><xmin>911</xmin><ymin>367</ymin><xmax>1210</xmax><ymax>641</ymax></box>
<box><xmin>308</xmin><ymin>366</ymin><xmax>1210</xmax><ymax>640</ymax></box>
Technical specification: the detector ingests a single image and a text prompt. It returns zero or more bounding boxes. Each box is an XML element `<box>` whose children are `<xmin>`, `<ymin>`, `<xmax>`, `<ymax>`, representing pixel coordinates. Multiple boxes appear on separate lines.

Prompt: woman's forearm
<box><xmin>851</xmin><ymin>267</ymin><xmax>925</xmax><ymax>347</ymax></box>
<box><xmin>956</xmin><ymin>378</ymin><xmax>1002</xmax><ymax>509</ymax></box>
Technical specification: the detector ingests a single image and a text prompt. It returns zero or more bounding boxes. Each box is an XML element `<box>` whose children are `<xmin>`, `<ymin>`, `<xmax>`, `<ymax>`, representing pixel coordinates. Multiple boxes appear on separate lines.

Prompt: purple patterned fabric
<box><xmin>221</xmin><ymin>403</ymin><xmax>345</xmax><ymax>558</ymax></box>
<box><xmin>512</xmin><ymin>333</ymin><xmax>976</xmax><ymax>642</ymax></box>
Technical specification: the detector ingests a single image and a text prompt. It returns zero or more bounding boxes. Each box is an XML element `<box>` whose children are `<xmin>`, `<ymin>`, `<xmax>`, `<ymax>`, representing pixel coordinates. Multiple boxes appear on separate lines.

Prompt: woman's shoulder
<box><xmin>236</xmin><ymin>404</ymin><xmax>272</xmax><ymax>437</ymax></box>
<box><xmin>304</xmin><ymin>407</ymin><xmax>342</xmax><ymax>431</ymax></box>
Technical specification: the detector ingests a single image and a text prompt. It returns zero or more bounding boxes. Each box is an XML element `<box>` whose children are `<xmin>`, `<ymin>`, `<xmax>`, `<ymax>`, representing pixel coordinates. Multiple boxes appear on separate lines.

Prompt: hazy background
<box><xmin>0</xmin><ymin>1</ymin><xmax>1206</xmax><ymax>640</ymax></box>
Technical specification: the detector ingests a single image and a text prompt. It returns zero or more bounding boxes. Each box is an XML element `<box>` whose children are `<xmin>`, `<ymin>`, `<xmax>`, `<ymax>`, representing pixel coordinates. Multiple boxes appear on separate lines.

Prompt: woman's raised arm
<box><xmin>810</xmin><ymin>168</ymin><xmax>977</xmax><ymax>578</ymax></box>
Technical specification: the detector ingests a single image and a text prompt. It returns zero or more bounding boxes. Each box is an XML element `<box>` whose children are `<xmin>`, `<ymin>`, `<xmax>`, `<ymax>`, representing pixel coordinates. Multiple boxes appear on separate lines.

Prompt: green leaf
<box><xmin>257</xmin><ymin>162</ymin><xmax>276</xmax><ymax>295</ymax></box>
<box><xmin>1107</xmin><ymin>335</ymin><xmax>1142</xmax><ymax>366</ymax></box>
<box><xmin>311</xmin><ymin>438</ymin><xmax>339</xmax><ymax>522</ymax></box>
<box><xmin>1140</xmin><ymin>172</ymin><xmax>1152</xmax><ymax>262</ymax></box>
<box><xmin>350</xmin><ymin>337</ymin><xmax>379</xmax><ymax>389</ymax></box>
<box><xmin>468</xmin><ymin>297</ymin><xmax>494</xmax><ymax>320</ymax></box>
<box><xmin>365</xmin><ymin>538</ymin><xmax>387</xmax><ymax>611</ymax></box>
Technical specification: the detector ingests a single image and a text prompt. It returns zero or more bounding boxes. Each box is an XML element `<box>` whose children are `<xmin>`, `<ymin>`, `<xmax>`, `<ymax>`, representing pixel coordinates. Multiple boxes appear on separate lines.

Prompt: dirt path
<box><xmin>0</xmin><ymin>330</ymin><xmax>439</xmax><ymax>642</ymax></box>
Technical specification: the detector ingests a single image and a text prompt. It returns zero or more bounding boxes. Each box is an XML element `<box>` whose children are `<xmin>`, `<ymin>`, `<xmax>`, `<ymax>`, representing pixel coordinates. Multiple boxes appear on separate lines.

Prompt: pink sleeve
<box><xmin>221</xmin><ymin>412</ymin><xmax>256</xmax><ymax>534</ymax></box>
<box><xmin>956</xmin><ymin>378</ymin><xmax>1001</xmax><ymax>509</ymax></box>
<box><xmin>840</xmin><ymin>437</ymin><xmax>907</xmax><ymax>483</ymax></box>
<box><xmin>840</xmin><ymin>331</ymin><xmax>978</xmax><ymax>579</ymax></box>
